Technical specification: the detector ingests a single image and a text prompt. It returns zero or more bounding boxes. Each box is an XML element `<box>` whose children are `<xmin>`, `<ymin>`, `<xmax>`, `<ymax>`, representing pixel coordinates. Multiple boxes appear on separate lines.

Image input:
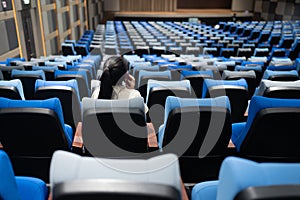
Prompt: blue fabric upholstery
<box><xmin>267</xmin><ymin>65</ymin><xmax>296</xmax><ymax>71</ymax></box>
<box><xmin>82</xmin><ymin>97</ymin><xmax>145</xmax><ymax>117</ymax></box>
<box><xmin>129</xmin><ymin>61</ymin><xmax>151</xmax><ymax>70</ymax></box>
<box><xmin>6</xmin><ymin>58</ymin><xmax>25</xmax><ymax>66</ymax></box>
<box><xmin>241</xmin><ymin>61</ymin><xmax>264</xmax><ymax>67</ymax></box>
<box><xmin>262</xmin><ymin>70</ymin><xmax>298</xmax><ymax>80</ymax></box>
<box><xmin>132</xmin><ymin>64</ymin><xmax>159</xmax><ymax>77</ymax></box>
<box><xmin>192</xmin><ymin>156</ymin><xmax>300</xmax><ymax>200</ymax></box>
<box><xmin>0</xmin><ymin>97</ymin><xmax>73</xmax><ymax>147</ymax></box>
<box><xmin>192</xmin><ymin>180</ymin><xmax>218</xmax><ymax>200</ymax></box>
<box><xmin>180</xmin><ymin>70</ymin><xmax>214</xmax><ymax>80</ymax></box>
<box><xmin>142</xmin><ymin>54</ymin><xmax>158</xmax><ymax>61</ymax></box>
<box><xmin>0</xmin><ymin>150</ymin><xmax>48</xmax><ymax>200</ymax></box>
<box><xmin>158</xmin><ymin>96</ymin><xmax>230</xmax><ymax>149</ymax></box>
<box><xmin>0</xmin><ymin>79</ymin><xmax>25</xmax><ymax>100</ymax></box>
<box><xmin>202</xmin><ymin>79</ymin><xmax>248</xmax><ymax>98</ymax></box>
<box><xmin>232</xmin><ymin>96</ymin><xmax>300</xmax><ymax>151</ymax></box>
<box><xmin>32</xmin><ymin>66</ymin><xmax>58</xmax><ymax>71</ymax></box>
<box><xmin>45</xmin><ymin>61</ymin><xmax>67</xmax><ymax>70</ymax></box>
<box><xmin>54</xmin><ymin>70</ymin><xmax>89</xmax><ymax>91</ymax></box>
<box><xmin>146</xmin><ymin>80</ymin><xmax>191</xmax><ymax>104</ymax></box>
<box><xmin>11</xmin><ymin>69</ymin><xmax>46</xmax><ymax>80</ymax></box>
<box><xmin>167</xmin><ymin>64</ymin><xmax>193</xmax><ymax>71</ymax></box>
<box><xmin>35</xmin><ymin>79</ymin><xmax>81</xmax><ymax>102</ymax></box>
<box><xmin>255</xmin><ymin>80</ymin><xmax>300</xmax><ymax>96</ymax></box>
<box><xmin>61</xmin><ymin>43</ymin><xmax>76</xmax><ymax>56</ymax></box>
<box><xmin>138</xmin><ymin>70</ymin><xmax>171</xmax><ymax>88</ymax></box>
<box><xmin>235</xmin><ymin>65</ymin><xmax>262</xmax><ymax>72</ymax></box>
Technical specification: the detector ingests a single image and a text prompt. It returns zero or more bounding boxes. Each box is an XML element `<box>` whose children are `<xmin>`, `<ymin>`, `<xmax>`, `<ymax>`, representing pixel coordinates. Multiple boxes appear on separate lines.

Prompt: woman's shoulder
<box><xmin>112</xmin><ymin>85</ymin><xmax>142</xmax><ymax>99</ymax></box>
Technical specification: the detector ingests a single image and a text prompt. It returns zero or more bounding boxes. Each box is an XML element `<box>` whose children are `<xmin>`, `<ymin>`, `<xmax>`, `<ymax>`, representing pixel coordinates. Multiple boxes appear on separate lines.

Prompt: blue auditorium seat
<box><xmin>32</xmin><ymin>66</ymin><xmax>58</xmax><ymax>81</ymax></box>
<box><xmin>0</xmin><ymin>79</ymin><xmax>25</xmax><ymax>100</ymax></box>
<box><xmin>146</xmin><ymin>79</ymin><xmax>192</xmax><ymax>131</ymax></box>
<box><xmin>267</xmin><ymin>57</ymin><xmax>295</xmax><ymax>71</ymax></box>
<box><xmin>6</xmin><ymin>58</ymin><xmax>26</xmax><ymax>66</ymax></box>
<box><xmin>269</xmin><ymin>47</ymin><xmax>288</xmax><ymax>59</ymax></box>
<box><xmin>203</xmin><ymin>79</ymin><xmax>248</xmax><ymax>122</ymax></box>
<box><xmin>61</xmin><ymin>43</ymin><xmax>76</xmax><ymax>56</ymax></box>
<box><xmin>54</xmin><ymin>69</ymin><xmax>90</xmax><ymax>99</ymax></box>
<box><xmin>50</xmin><ymin>150</ymin><xmax>181</xmax><ymax>200</ymax></box>
<box><xmin>34</xmin><ymin>79</ymin><xmax>81</xmax><ymax>131</ymax></box>
<box><xmin>278</xmin><ymin>36</ymin><xmax>294</xmax><ymax>48</ymax></box>
<box><xmin>181</xmin><ymin>70</ymin><xmax>213</xmax><ymax>98</ymax></box>
<box><xmin>0</xmin><ymin>150</ymin><xmax>48</xmax><ymax>200</ymax></box>
<box><xmin>82</xmin><ymin>97</ymin><xmax>148</xmax><ymax>156</ymax></box>
<box><xmin>0</xmin><ymin>65</ymin><xmax>25</xmax><ymax>80</ymax></box>
<box><xmin>255</xmin><ymin>79</ymin><xmax>300</xmax><ymax>98</ymax></box>
<box><xmin>75</xmin><ymin>43</ymin><xmax>89</xmax><ymax>56</ymax></box>
<box><xmin>219</xmin><ymin>48</ymin><xmax>235</xmax><ymax>58</ymax></box>
<box><xmin>157</xmin><ymin>96</ymin><xmax>232</xmax><ymax>183</ymax></box>
<box><xmin>262</xmin><ymin>69</ymin><xmax>299</xmax><ymax>81</ymax></box>
<box><xmin>137</xmin><ymin>70</ymin><xmax>171</xmax><ymax>101</ymax></box>
<box><xmin>203</xmin><ymin>47</ymin><xmax>218</xmax><ymax>57</ymax></box>
<box><xmin>268</xmin><ymin>33</ymin><xmax>281</xmax><ymax>46</ymax></box>
<box><xmin>231</xmin><ymin>96</ymin><xmax>300</xmax><ymax>159</ymax></box>
<box><xmin>0</xmin><ymin>97</ymin><xmax>73</xmax><ymax>182</ymax></box>
<box><xmin>253</xmin><ymin>48</ymin><xmax>269</xmax><ymax>57</ymax></box>
<box><xmin>11</xmin><ymin>69</ymin><xmax>46</xmax><ymax>100</ymax></box>
<box><xmin>192</xmin><ymin>156</ymin><xmax>300</xmax><ymax>200</ymax></box>
<box><xmin>166</xmin><ymin>64</ymin><xmax>193</xmax><ymax>81</ymax></box>
<box><xmin>288</xmin><ymin>40</ymin><xmax>300</xmax><ymax>60</ymax></box>
<box><xmin>158</xmin><ymin>96</ymin><xmax>231</xmax><ymax>152</ymax></box>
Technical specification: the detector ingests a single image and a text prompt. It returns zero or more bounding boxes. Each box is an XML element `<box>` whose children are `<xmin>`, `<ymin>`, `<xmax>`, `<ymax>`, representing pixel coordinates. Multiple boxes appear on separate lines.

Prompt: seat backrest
<box><xmin>0</xmin><ymin>65</ymin><xmax>25</xmax><ymax>80</ymax></box>
<box><xmin>0</xmin><ymin>79</ymin><xmax>25</xmax><ymax>100</ymax></box>
<box><xmin>237</xmin><ymin>48</ymin><xmax>252</xmax><ymax>58</ymax></box>
<box><xmin>181</xmin><ymin>70</ymin><xmax>213</xmax><ymax>98</ymax></box>
<box><xmin>82</xmin><ymin>97</ymin><xmax>148</xmax><ymax>156</ymax></box>
<box><xmin>34</xmin><ymin>79</ymin><xmax>81</xmax><ymax>131</ymax></box>
<box><xmin>222</xmin><ymin>70</ymin><xmax>256</xmax><ymax>99</ymax></box>
<box><xmin>262</xmin><ymin>70</ymin><xmax>299</xmax><ymax>81</ymax></box>
<box><xmin>256</xmin><ymin>80</ymin><xmax>300</xmax><ymax>99</ymax></box>
<box><xmin>146</xmin><ymin>80</ymin><xmax>192</xmax><ymax>131</ymax></box>
<box><xmin>203</xmin><ymin>79</ymin><xmax>248</xmax><ymax>122</ymax></box>
<box><xmin>220</xmin><ymin>48</ymin><xmax>235</xmax><ymax>58</ymax></box>
<box><xmin>159</xmin><ymin>96</ymin><xmax>231</xmax><ymax>156</ymax></box>
<box><xmin>253</xmin><ymin>48</ymin><xmax>269</xmax><ymax>57</ymax></box>
<box><xmin>61</xmin><ymin>43</ymin><xmax>76</xmax><ymax>56</ymax></box>
<box><xmin>50</xmin><ymin>150</ymin><xmax>181</xmax><ymax>198</ymax></box>
<box><xmin>32</xmin><ymin>66</ymin><xmax>58</xmax><ymax>81</ymax></box>
<box><xmin>54</xmin><ymin>70</ymin><xmax>90</xmax><ymax>99</ymax></box>
<box><xmin>216</xmin><ymin>156</ymin><xmax>300</xmax><ymax>200</ymax></box>
<box><xmin>236</xmin><ymin>96</ymin><xmax>300</xmax><ymax>158</ymax></box>
<box><xmin>11</xmin><ymin>69</ymin><xmax>45</xmax><ymax>100</ymax></box>
<box><xmin>75</xmin><ymin>43</ymin><xmax>89</xmax><ymax>56</ymax></box>
<box><xmin>138</xmin><ymin>70</ymin><xmax>172</xmax><ymax>100</ymax></box>
<box><xmin>0</xmin><ymin>97</ymin><xmax>72</xmax><ymax>182</ymax></box>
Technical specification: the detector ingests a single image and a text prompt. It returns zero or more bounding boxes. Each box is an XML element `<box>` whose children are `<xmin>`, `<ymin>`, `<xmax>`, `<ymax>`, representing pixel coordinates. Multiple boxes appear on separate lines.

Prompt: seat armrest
<box><xmin>147</xmin><ymin>122</ymin><xmax>159</xmax><ymax>151</ymax></box>
<box><xmin>72</xmin><ymin>122</ymin><xmax>84</xmax><ymax>154</ymax></box>
<box><xmin>16</xmin><ymin>176</ymin><xmax>48</xmax><ymax>200</ymax></box>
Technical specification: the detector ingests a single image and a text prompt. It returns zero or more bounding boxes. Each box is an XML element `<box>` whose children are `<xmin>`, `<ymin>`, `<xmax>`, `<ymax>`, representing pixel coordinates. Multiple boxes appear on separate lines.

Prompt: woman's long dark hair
<box><xmin>98</xmin><ymin>56</ymin><xmax>128</xmax><ymax>99</ymax></box>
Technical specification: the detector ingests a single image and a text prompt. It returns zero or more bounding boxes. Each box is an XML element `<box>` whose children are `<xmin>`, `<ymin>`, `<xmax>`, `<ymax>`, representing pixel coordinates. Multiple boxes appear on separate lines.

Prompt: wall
<box><xmin>253</xmin><ymin>0</ymin><xmax>300</xmax><ymax>20</ymax></box>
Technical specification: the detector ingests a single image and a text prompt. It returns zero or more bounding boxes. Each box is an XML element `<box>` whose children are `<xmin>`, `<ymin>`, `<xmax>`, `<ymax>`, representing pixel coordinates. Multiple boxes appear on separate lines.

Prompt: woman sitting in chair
<box><xmin>93</xmin><ymin>56</ymin><xmax>150</xmax><ymax>121</ymax></box>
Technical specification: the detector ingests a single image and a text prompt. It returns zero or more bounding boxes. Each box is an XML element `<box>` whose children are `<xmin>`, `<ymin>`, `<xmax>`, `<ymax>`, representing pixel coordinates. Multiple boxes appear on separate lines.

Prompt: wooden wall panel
<box><xmin>177</xmin><ymin>0</ymin><xmax>232</xmax><ymax>9</ymax></box>
<box><xmin>120</xmin><ymin>0</ymin><xmax>175</xmax><ymax>12</ymax></box>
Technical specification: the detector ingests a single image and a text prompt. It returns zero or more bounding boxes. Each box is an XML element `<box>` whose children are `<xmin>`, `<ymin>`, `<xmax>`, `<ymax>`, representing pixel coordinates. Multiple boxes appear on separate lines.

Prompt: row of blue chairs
<box><xmin>86</xmin><ymin>20</ymin><xmax>300</xmax><ymax>61</ymax></box>
<box><xmin>61</xmin><ymin>30</ymin><xmax>95</xmax><ymax>56</ymax></box>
